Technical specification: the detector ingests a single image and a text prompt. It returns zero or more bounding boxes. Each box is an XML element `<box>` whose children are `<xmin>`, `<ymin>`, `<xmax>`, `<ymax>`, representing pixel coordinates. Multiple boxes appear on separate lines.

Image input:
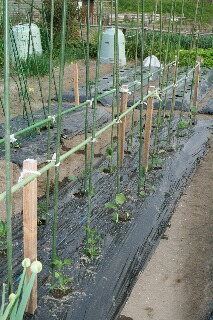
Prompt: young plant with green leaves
<box><xmin>37</xmin><ymin>203</ymin><xmax>46</xmax><ymax>225</ymax></box>
<box><xmin>105</xmin><ymin>146</ymin><xmax>115</xmax><ymax>173</ymax></box>
<box><xmin>84</xmin><ymin>226</ymin><xmax>102</xmax><ymax>259</ymax></box>
<box><xmin>0</xmin><ymin>258</ymin><xmax>42</xmax><ymax>320</ymax></box>
<box><xmin>0</xmin><ymin>220</ymin><xmax>7</xmax><ymax>249</ymax></box>
<box><xmin>105</xmin><ymin>193</ymin><xmax>129</xmax><ymax>223</ymax></box>
<box><xmin>51</xmin><ymin>256</ymin><xmax>73</xmax><ymax>294</ymax></box>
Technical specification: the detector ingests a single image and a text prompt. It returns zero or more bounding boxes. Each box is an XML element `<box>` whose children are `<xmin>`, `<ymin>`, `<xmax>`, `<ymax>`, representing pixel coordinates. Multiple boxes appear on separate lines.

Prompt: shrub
<box><xmin>179</xmin><ymin>48</ymin><xmax>213</xmax><ymax>67</ymax></box>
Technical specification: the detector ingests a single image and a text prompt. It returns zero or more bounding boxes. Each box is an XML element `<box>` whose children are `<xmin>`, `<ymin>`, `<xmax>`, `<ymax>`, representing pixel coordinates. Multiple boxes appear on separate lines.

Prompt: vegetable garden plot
<box><xmin>1</xmin><ymin>0</ymin><xmax>213</xmax><ymax>317</ymax></box>
<box><xmin>52</xmin><ymin>67</ymin><xmax>213</xmax><ymax>112</ymax></box>
<box><xmin>0</xmin><ymin>117</ymin><xmax>212</xmax><ymax>320</ymax></box>
<box><xmin>0</xmin><ymin>106</ymin><xmax>111</xmax><ymax>166</ymax></box>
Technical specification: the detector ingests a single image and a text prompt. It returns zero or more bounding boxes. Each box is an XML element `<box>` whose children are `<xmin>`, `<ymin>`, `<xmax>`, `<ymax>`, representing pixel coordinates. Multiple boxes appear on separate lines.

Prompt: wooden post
<box><xmin>74</xmin><ymin>63</ymin><xmax>79</xmax><ymax>106</ymax></box>
<box><xmin>120</xmin><ymin>85</ymin><xmax>129</xmax><ymax>167</ymax></box>
<box><xmin>142</xmin><ymin>86</ymin><xmax>155</xmax><ymax>173</ymax></box>
<box><xmin>192</xmin><ymin>56</ymin><xmax>201</xmax><ymax>112</ymax></box>
<box><xmin>23</xmin><ymin>159</ymin><xmax>37</xmax><ymax>314</ymax></box>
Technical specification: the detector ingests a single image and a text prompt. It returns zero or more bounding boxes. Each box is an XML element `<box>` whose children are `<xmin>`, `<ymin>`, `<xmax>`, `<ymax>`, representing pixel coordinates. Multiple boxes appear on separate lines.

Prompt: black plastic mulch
<box><xmin>0</xmin><ymin>118</ymin><xmax>212</xmax><ymax>320</ymax></box>
<box><xmin>199</xmin><ymin>97</ymin><xmax>213</xmax><ymax>115</ymax></box>
<box><xmin>53</xmin><ymin>67</ymin><xmax>213</xmax><ymax>113</ymax></box>
<box><xmin>0</xmin><ymin>105</ymin><xmax>111</xmax><ymax>166</ymax></box>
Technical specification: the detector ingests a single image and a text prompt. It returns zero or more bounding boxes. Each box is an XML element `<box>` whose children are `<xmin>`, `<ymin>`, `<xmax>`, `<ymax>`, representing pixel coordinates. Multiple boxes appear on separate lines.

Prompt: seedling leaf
<box><xmin>115</xmin><ymin>193</ymin><xmax>126</xmax><ymax>205</ymax></box>
<box><xmin>140</xmin><ymin>190</ymin><xmax>145</xmax><ymax>196</ymax></box>
<box><xmin>113</xmin><ymin>213</ymin><xmax>119</xmax><ymax>223</ymax></box>
<box><xmin>106</xmin><ymin>147</ymin><xmax>113</xmax><ymax>156</ymax></box>
<box><xmin>105</xmin><ymin>202</ymin><xmax>117</xmax><ymax>209</ymax></box>
<box><xmin>178</xmin><ymin>120</ymin><xmax>188</xmax><ymax>129</ymax></box>
<box><xmin>63</xmin><ymin>259</ymin><xmax>72</xmax><ymax>265</ymax></box>
<box><xmin>152</xmin><ymin>185</ymin><xmax>157</xmax><ymax>192</ymax></box>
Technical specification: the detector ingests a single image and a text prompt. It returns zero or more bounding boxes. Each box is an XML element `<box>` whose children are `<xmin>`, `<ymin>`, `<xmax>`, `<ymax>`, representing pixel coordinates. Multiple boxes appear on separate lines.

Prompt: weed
<box><xmin>16</xmin><ymin>55</ymin><xmax>50</xmax><ymax>77</ymax></box>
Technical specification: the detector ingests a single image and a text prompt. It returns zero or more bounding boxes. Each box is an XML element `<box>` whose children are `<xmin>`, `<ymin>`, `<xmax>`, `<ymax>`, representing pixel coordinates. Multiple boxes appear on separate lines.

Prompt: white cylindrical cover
<box><xmin>10</xmin><ymin>23</ymin><xmax>43</xmax><ymax>61</ymax></box>
<box><xmin>143</xmin><ymin>55</ymin><xmax>161</xmax><ymax>68</ymax></box>
<box><xmin>100</xmin><ymin>28</ymin><xmax>126</xmax><ymax>66</ymax></box>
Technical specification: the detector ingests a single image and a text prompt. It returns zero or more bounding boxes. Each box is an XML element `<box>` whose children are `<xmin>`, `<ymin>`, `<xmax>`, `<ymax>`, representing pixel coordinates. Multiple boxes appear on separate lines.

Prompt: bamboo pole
<box><xmin>142</xmin><ymin>86</ymin><xmax>155</xmax><ymax>173</ymax></box>
<box><xmin>171</xmin><ymin>55</ymin><xmax>178</xmax><ymax>117</ymax></box>
<box><xmin>120</xmin><ymin>85</ymin><xmax>128</xmax><ymax>167</ymax></box>
<box><xmin>74</xmin><ymin>63</ymin><xmax>79</xmax><ymax>106</ymax></box>
<box><xmin>4</xmin><ymin>0</ymin><xmax>13</xmax><ymax>293</ymax></box>
<box><xmin>23</xmin><ymin>159</ymin><xmax>38</xmax><ymax>314</ymax></box>
<box><xmin>192</xmin><ymin>56</ymin><xmax>201</xmax><ymax>112</ymax></box>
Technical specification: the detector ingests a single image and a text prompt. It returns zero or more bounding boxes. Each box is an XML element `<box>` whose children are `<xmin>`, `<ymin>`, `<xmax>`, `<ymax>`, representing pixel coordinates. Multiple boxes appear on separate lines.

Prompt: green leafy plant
<box><xmin>0</xmin><ymin>258</ymin><xmax>42</xmax><ymax>320</ymax></box>
<box><xmin>37</xmin><ymin>203</ymin><xmax>46</xmax><ymax>226</ymax></box>
<box><xmin>51</xmin><ymin>256</ymin><xmax>73</xmax><ymax>294</ymax></box>
<box><xmin>178</xmin><ymin>120</ymin><xmax>189</xmax><ymax>129</ymax></box>
<box><xmin>140</xmin><ymin>190</ymin><xmax>146</xmax><ymax>196</ymax></box>
<box><xmin>105</xmin><ymin>147</ymin><xmax>115</xmax><ymax>173</ymax></box>
<box><xmin>84</xmin><ymin>226</ymin><xmax>102</xmax><ymax>259</ymax></box>
<box><xmin>0</xmin><ymin>220</ymin><xmax>7</xmax><ymax>249</ymax></box>
<box><xmin>191</xmin><ymin>105</ymin><xmax>197</xmax><ymax>115</ymax></box>
<box><xmin>152</xmin><ymin>185</ymin><xmax>157</xmax><ymax>192</ymax></box>
<box><xmin>105</xmin><ymin>193</ymin><xmax>128</xmax><ymax>223</ymax></box>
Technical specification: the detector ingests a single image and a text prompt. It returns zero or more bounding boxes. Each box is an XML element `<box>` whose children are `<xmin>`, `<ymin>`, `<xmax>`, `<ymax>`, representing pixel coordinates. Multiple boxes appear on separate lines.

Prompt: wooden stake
<box><xmin>120</xmin><ymin>85</ymin><xmax>128</xmax><ymax>167</ymax></box>
<box><xmin>192</xmin><ymin>56</ymin><xmax>201</xmax><ymax>112</ymax></box>
<box><xmin>23</xmin><ymin>159</ymin><xmax>37</xmax><ymax>314</ymax></box>
<box><xmin>74</xmin><ymin>63</ymin><xmax>79</xmax><ymax>106</ymax></box>
<box><xmin>142</xmin><ymin>86</ymin><xmax>155</xmax><ymax>172</ymax></box>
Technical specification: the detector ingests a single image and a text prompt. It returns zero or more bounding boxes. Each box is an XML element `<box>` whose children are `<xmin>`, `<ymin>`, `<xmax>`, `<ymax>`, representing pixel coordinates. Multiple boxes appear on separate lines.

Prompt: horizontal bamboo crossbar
<box><xmin>0</xmin><ymin>63</ymin><xmax>198</xmax><ymax>202</ymax></box>
<box><xmin>0</xmin><ymin>61</ymin><xmax>176</xmax><ymax>146</ymax></box>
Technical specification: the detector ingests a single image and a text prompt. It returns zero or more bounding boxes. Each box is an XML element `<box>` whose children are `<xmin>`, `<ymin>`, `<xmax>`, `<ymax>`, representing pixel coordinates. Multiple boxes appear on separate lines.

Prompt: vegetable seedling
<box><xmin>84</xmin><ymin>226</ymin><xmax>102</xmax><ymax>259</ymax></box>
<box><xmin>51</xmin><ymin>256</ymin><xmax>73</xmax><ymax>297</ymax></box>
<box><xmin>105</xmin><ymin>193</ymin><xmax>129</xmax><ymax>223</ymax></box>
<box><xmin>0</xmin><ymin>221</ymin><xmax>7</xmax><ymax>254</ymax></box>
<box><xmin>104</xmin><ymin>146</ymin><xmax>115</xmax><ymax>173</ymax></box>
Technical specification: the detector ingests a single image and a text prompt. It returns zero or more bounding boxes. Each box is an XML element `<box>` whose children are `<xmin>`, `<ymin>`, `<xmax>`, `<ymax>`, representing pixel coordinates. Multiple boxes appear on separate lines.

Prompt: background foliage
<box><xmin>118</xmin><ymin>0</ymin><xmax>213</xmax><ymax>25</ymax></box>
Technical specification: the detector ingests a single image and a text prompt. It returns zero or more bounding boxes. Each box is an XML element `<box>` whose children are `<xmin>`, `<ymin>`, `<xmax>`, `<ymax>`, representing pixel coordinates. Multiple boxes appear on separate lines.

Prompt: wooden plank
<box><xmin>193</xmin><ymin>56</ymin><xmax>201</xmax><ymax>111</ymax></box>
<box><xmin>23</xmin><ymin>159</ymin><xmax>38</xmax><ymax>314</ymax></box>
<box><xmin>142</xmin><ymin>86</ymin><xmax>155</xmax><ymax>172</ymax></box>
<box><xmin>74</xmin><ymin>63</ymin><xmax>80</xmax><ymax>106</ymax></box>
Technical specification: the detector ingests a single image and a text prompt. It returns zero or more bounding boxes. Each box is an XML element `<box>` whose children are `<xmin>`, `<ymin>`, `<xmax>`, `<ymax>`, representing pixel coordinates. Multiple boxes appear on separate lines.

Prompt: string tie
<box><xmin>18</xmin><ymin>169</ymin><xmax>41</xmax><ymax>183</ymax></box>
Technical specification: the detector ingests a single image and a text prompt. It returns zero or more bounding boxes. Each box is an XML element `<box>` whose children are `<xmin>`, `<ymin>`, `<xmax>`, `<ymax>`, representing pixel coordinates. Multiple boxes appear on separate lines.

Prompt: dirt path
<box><xmin>120</xmin><ymin>140</ymin><xmax>213</xmax><ymax>320</ymax></box>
